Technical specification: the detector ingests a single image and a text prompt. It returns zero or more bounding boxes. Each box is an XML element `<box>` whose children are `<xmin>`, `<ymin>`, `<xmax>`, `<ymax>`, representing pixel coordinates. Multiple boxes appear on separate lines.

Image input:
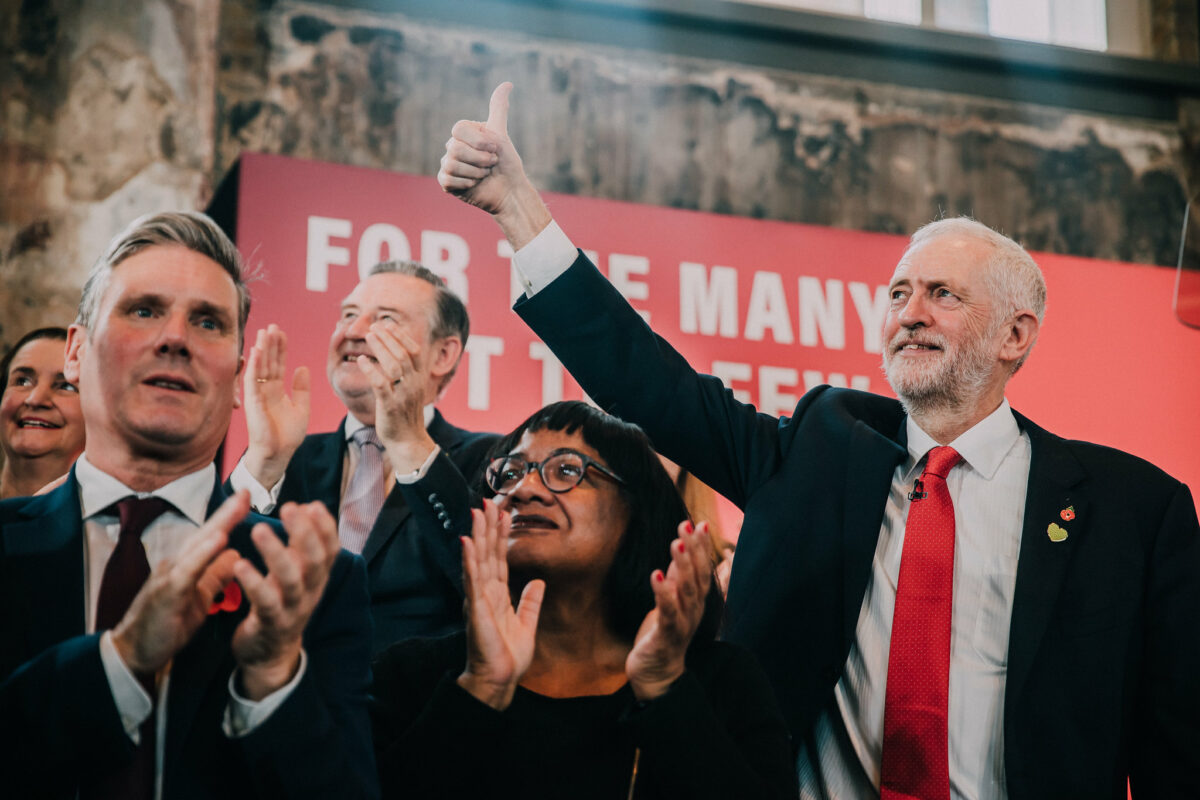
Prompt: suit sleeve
<box><xmin>1129</xmin><ymin>481</ymin><xmax>1200</xmax><ymax>798</ymax></box>
<box><xmin>0</xmin><ymin>634</ymin><xmax>137</xmax><ymax>797</ymax></box>
<box><xmin>515</xmin><ymin>253</ymin><xmax>793</xmax><ymax>509</ymax></box>
<box><xmin>393</xmin><ymin>451</ymin><xmax>482</xmax><ymax>595</ymax></box>
<box><xmin>234</xmin><ymin>552</ymin><xmax>380</xmax><ymax>800</ymax></box>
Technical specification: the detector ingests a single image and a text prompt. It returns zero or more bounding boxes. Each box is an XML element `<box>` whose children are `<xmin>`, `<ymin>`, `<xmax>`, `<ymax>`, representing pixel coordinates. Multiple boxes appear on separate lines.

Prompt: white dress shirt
<box><xmin>229</xmin><ymin>404</ymin><xmax>441</xmax><ymax>514</ymax></box>
<box><xmin>512</xmin><ymin>220</ymin><xmax>1032</xmax><ymax>800</ymax></box>
<box><xmin>77</xmin><ymin>454</ymin><xmax>305</xmax><ymax>799</ymax></box>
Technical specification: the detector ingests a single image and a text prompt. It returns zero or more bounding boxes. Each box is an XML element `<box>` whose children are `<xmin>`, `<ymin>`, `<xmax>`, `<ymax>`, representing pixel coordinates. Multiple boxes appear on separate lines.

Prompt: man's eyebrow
<box><xmin>193</xmin><ymin>300</ymin><xmax>235</xmax><ymax>327</ymax></box>
<box><xmin>10</xmin><ymin>366</ymin><xmax>36</xmax><ymax>376</ymax></box>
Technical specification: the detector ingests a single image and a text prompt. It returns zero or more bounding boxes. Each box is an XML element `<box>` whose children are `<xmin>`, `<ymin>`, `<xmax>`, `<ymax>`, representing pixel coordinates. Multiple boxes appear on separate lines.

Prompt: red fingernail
<box><xmin>677</xmin><ymin>542</ymin><xmax>686</xmax><ymax>554</ymax></box>
<box><xmin>655</xmin><ymin>571</ymin><xmax>665</xmax><ymax>582</ymax></box>
<box><xmin>684</xmin><ymin>521</ymin><xmax>695</xmax><ymax>533</ymax></box>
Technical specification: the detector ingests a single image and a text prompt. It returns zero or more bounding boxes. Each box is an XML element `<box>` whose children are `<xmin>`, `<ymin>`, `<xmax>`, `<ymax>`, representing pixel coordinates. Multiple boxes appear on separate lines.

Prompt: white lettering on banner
<box><xmin>759</xmin><ymin>366</ymin><xmax>800</xmax><ymax>417</ymax></box>
<box><xmin>609</xmin><ymin>254</ymin><xmax>651</xmax><ymax>324</ymax></box>
<box><xmin>803</xmin><ymin>370</ymin><xmax>872</xmax><ymax>392</ymax></box>
<box><xmin>798</xmin><ymin>277</ymin><xmax>845</xmax><ymax>350</ymax></box>
<box><xmin>744</xmin><ymin>271</ymin><xmax>795</xmax><ymax>344</ymax></box>
<box><xmin>356</xmin><ymin>223</ymin><xmax>412</xmax><ymax>279</ymax></box>
<box><xmin>711</xmin><ymin>361</ymin><xmax>872</xmax><ymax>415</ymax></box>
<box><xmin>465</xmin><ymin>336</ymin><xmax>504</xmax><ymax>411</ymax></box>
<box><xmin>306</xmin><ymin>216</ymin><xmax>352</xmax><ymax>291</ymax></box>
<box><xmin>421</xmin><ymin>231</ymin><xmax>470</xmax><ymax>303</ymax></box>
<box><xmin>680</xmin><ymin>263</ymin><xmax>738</xmax><ymax>338</ymax></box>
<box><xmin>529</xmin><ymin>342</ymin><xmax>564</xmax><ymax>406</ymax></box>
<box><xmin>848</xmin><ymin>282</ymin><xmax>889</xmax><ymax>354</ymax></box>
<box><xmin>711</xmin><ymin>361</ymin><xmax>753</xmax><ymax>404</ymax></box>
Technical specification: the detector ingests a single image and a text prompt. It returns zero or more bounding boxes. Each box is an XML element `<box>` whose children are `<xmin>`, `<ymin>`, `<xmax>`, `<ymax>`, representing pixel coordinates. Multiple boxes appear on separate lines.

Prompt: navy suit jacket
<box><xmin>0</xmin><ymin>471</ymin><xmax>378</xmax><ymax>800</ymax></box>
<box><xmin>248</xmin><ymin>410</ymin><xmax>496</xmax><ymax>652</ymax></box>
<box><xmin>516</xmin><ymin>253</ymin><xmax>1200</xmax><ymax>800</ymax></box>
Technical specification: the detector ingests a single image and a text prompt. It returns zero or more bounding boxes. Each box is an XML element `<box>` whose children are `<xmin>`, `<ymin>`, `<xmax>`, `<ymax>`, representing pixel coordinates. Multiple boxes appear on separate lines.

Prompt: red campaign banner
<box><xmin>223</xmin><ymin>153</ymin><xmax>1200</xmax><ymax>527</ymax></box>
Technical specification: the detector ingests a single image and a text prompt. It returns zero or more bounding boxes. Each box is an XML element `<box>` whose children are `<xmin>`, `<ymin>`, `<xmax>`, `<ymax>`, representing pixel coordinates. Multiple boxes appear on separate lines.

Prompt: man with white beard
<box><xmin>435</xmin><ymin>83</ymin><xmax>1200</xmax><ymax>800</ymax></box>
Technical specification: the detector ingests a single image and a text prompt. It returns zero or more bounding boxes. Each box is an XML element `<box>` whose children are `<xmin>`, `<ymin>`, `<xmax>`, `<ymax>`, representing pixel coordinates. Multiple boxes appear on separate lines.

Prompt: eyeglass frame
<box><xmin>485</xmin><ymin>448</ymin><xmax>627</xmax><ymax>495</ymax></box>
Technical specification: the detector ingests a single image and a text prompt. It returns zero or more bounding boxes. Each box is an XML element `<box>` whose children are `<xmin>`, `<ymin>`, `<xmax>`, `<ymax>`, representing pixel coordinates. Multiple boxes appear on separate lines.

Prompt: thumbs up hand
<box><xmin>438</xmin><ymin>83</ymin><xmax>550</xmax><ymax>249</ymax></box>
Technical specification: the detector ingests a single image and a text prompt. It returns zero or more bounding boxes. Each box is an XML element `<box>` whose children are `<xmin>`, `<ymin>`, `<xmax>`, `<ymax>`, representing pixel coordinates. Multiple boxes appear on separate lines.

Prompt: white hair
<box><xmin>905</xmin><ymin>217</ymin><xmax>1046</xmax><ymax>371</ymax></box>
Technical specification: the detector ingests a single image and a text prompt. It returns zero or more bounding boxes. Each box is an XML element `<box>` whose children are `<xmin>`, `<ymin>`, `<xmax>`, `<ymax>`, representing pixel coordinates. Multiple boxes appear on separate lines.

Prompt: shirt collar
<box><xmin>345</xmin><ymin>404</ymin><xmax>436</xmax><ymax>442</ymax></box>
<box><xmin>903</xmin><ymin>398</ymin><xmax>1021</xmax><ymax>481</ymax></box>
<box><xmin>75</xmin><ymin>452</ymin><xmax>215</xmax><ymax>526</ymax></box>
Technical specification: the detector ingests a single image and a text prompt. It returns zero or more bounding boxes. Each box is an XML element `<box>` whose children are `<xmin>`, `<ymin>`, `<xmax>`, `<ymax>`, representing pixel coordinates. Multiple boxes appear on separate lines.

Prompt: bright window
<box><xmin>734</xmin><ymin>0</ymin><xmax>1110</xmax><ymax>52</ymax></box>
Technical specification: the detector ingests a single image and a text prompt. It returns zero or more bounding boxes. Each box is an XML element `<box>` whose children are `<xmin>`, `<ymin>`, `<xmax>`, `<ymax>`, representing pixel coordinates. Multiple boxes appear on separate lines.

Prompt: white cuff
<box><xmin>99</xmin><ymin>630</ymin><xmax>153</xmax><ymax>743</ymax></box>
<box><xmin>395</xmin><ymin>444</ymin><xmax>442</xmax><ymax>484</ymax></box>
<box><xmin>512</xmin><ymin>219</ymin><xmax>578</xmax><ymax>297</ymax></box>
<box><xmin>229</xmin><ymin>457</ymin><xmax>284</xmax><ymax>514</ymax></box>
<box><xmin>222</xmin><ymin>649</ymin><xmax>308</xmax><ymax>738</ymax></box>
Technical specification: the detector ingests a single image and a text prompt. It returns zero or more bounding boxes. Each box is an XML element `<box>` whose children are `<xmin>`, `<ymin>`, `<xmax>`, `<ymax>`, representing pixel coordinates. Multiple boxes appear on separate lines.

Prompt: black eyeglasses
<box><xmin>485</xmin><ymin>449</ymin><xmax>626</xmax><ymax>495</ymax></box>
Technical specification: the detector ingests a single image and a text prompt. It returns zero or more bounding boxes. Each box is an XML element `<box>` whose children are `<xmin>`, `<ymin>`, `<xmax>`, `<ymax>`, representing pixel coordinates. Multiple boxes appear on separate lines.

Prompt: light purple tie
<box><xmin>339</xmin><ymin>427</ymin><xmax>388</xmax><ymax>554</ymax></box>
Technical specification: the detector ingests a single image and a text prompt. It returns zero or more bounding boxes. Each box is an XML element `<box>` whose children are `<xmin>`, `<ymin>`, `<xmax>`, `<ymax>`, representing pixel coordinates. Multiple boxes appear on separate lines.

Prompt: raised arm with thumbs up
<box><xmin>438</xmin><ymin>82</ymin><xmax>552</xmax><ymax>250</ymax></box>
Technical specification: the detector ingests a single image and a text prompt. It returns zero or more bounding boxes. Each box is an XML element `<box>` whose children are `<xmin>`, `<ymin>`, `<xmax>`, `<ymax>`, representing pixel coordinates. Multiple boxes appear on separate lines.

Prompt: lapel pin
<box><xmin>1060</xmin><ymin>506</ymin><xmax>1076</xmax><ymax>521</ymax></box>
<box><xmin>1047</xmin><ymin>523</ymin><xmax>1068</xmax><ymax>543</ymax></box>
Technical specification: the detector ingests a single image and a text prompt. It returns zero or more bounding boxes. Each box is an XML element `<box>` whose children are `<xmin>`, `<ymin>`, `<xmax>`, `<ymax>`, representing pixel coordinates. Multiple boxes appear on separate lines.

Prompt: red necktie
<box><xmin>85</xmin><ymin>495</ymin><xmax>173</xmax><ymax>800</ymax></box>
<box><xmin>881</xmin><ymin>446</ymin><xmax>962</xmax><ymax>800</ymax></box>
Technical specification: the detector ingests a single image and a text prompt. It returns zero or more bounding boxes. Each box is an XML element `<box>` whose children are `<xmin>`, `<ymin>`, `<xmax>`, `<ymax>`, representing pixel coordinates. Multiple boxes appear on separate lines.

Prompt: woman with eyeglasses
<box><xmin>370</xmin><ymin>401</ymin><xmax>795</xmax><ymax>798</ymax></box>
<box><xmin>0</xmin><ymin>328</ymin><xmax>85</xmax><ymax>499</ymax></box>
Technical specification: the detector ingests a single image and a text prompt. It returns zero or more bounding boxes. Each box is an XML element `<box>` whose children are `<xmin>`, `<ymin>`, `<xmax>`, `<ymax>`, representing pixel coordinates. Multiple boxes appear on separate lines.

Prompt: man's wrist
<box><xmin>243</xmin><ymin>449</ymin><xmax>290</xmax><ymax>492</ymax></box>
<box><xmin>383</xmin><ymin>431</ymin><xmax>438</xmax><ymax>476</ymax></box>
<box><xmin>238</xmin><ymin>649</ymin><xmax>302</xmax><ymax>701</ymax></box>
<box><xmin>494</xmin><ymin>180</ymin><xmax>552</xmax><ymax>250</ymax></box>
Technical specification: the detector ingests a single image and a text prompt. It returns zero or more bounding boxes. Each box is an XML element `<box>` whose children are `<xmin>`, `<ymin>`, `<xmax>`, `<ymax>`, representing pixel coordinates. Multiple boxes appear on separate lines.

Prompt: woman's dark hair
<box><xmin>0</xmin><ymin>327</ymin><xmax>70</xmax><ymax>397</ymax></box>
<box><xmin>488</xmin><ymin>400</ymin><xmax>723</xmax><ymax>644</ymax></box>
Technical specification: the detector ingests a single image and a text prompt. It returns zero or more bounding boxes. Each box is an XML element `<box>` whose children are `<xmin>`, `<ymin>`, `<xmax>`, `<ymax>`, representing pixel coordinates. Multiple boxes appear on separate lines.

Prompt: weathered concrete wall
<box><xmin>0</xmin><ymin>0</ymin><xmax>220</xmax><ymax>354</ymax></box>
<box><xmin>3</xmin><ymin>0</ymin><xmax>1198</xmax><ymax>356</ymax></box>
<box><xmin>215</xmin><ymin>1</ymin><xmax>1196</xmax><ymax>271</ymax></box>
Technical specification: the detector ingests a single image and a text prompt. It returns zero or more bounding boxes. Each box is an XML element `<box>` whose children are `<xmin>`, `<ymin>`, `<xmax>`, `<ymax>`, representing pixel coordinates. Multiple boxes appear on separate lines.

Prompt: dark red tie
<box><xmin>881</xmin><ymin>446</ymin><xmax>962</xmax><ymax>800</ymax></box>
<box><xmin>86</xmin><ymin>495</ymin><xmax>173</xmax><ymax>800</ymax></box>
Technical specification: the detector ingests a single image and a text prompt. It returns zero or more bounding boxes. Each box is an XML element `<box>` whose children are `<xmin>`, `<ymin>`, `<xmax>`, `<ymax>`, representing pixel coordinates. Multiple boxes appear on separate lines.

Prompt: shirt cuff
<box><xmin>222</xmin><ymin>649</ymin><xmax>308</xmax><ymax>738</ymax></box>
<box><xmin>99</xmin><ymin>630</ymin><xmax>153</xmax><ymax>743</ymax></box>
<box><xmin>229</xmin><ymin>457</ymin><xmax>284</xmax><ymax>514</ymax></box>
<box><xmin>395</xmin><ymin>443</ymin><xmax>442</xmax><ymax>484</ymax></box>
<box><xmin>512</xmin><ymin>219</ymin><xmax>578</xmax><ymax>297</ymax></box>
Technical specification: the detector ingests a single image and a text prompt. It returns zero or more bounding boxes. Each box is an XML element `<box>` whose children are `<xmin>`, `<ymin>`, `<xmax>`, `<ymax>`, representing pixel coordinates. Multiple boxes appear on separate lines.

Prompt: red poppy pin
<box><xmin>1060</xmin><ymin>506</ymin><xmax>1076</xmax><ymax>522</ymax></box>
<box><xmin>208</xmin><ymin>580</ymin><xmax>243</xmax><ymax>615</ymax></box>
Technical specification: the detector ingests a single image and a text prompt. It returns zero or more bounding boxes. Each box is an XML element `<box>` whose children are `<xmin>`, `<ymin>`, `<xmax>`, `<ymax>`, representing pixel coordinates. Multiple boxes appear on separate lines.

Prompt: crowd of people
<box><xmin>1</xmin><ymin>81</ymin><xmax>1198</xmax><ymax>800</ymax></box>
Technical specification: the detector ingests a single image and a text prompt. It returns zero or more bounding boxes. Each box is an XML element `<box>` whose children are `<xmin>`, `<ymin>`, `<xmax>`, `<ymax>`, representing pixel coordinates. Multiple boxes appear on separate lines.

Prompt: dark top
<box><xmin>371</xmin><ymin>633</ymin><xmax>797</xmax><ymax>799</ymax></box>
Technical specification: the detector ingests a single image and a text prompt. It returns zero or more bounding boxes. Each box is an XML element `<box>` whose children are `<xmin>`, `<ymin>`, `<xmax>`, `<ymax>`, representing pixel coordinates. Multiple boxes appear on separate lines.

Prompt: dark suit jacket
<box><xmin>252</xmin><ymin>410</ymin><xmax>496</xmax><ymax>652</ymax></box>
<box><xmin>0</xmin><ymin>471</ymin><xmax>378</xmax><ymax>800</ymax></box>
<box><xmin>515</xmin><ymin>253</ymin><xmax>1200</xmax><ymax>800</ymax></box>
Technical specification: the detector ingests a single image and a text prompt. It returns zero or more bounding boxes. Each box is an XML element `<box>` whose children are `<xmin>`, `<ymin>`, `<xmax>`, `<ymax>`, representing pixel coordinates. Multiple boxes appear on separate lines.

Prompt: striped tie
<box><xmin>338</xmin><ymin>426</ymin><xmax>388</xmax><ymax>554</ymax></box>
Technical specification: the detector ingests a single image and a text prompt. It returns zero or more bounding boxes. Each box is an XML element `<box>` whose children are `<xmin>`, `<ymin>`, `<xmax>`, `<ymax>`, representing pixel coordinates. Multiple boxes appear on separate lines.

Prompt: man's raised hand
<box><xmin>242</xmin><ymin>324</ymin><xmax>311</xmax><ymax>491</ymax></box>
<box><xmin>230</xmin><ymin>500</ymin><xmax>342</xmax><ymax>700</ymax></box>
<box><xmin>439</xmin><ymin>82</ymin><xmax>550</xmax><ymax>249</ymax></box>
<box><xmin>111</xmin><ymin>491</ymin><xmax>250</xmax><ymax>677</ymax></box>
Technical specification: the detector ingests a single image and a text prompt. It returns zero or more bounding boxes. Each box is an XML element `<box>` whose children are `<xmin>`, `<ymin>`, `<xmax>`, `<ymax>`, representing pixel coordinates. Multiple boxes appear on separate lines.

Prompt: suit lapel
<box><xmin>360</xmin><ymin>410</ymin><xmax>463</xmax><ymax>565</ymax></box>
<box><xmin>842</xmin><ymin>419</ymin><xmax>907</xmax><ymax>651</ymax></box>
<box><xmin>2</xmin><ymin>473</ymin><xmax>87</xmax><ymax>662</ymax></box>
<box><xmin>305</xmin><ymin>423</ymin><xmax>349</xmax><ymax>520</ymax></box>
<box><xmin>1005</xmin><ymin>414</ymin><xmax>1087</xmax><ymax>708</ymax></box>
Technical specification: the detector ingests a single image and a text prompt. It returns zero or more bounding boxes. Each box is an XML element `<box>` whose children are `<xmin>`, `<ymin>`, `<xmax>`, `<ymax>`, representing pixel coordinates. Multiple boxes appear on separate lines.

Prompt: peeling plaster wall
<box><xmin>0</xmin><ymin>0</ymin><xmax>220</xmax><ymax>353</ymax></box>
<box><xmin>2</xmin><ymin>0</ymin><xmax>1198</xmax><ymax>358</ymax></box>
<box><xmin>217</xmin><ymin>2</ymin><xmax>1197</xmax><ymax>270</ymax></box>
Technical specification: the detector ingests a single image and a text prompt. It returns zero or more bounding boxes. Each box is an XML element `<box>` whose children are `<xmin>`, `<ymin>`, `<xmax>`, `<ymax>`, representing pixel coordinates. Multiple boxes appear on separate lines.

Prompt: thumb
<box><xmin>515</xmin><ymin>578</ymin><xmax>545</xmax><ymax>632</ymax></box>
<box><xmin>486</xmin><ymin>82</ymin><xmax>512</xmax><ymax>136</ymax></box>
<box><xmin>291</xmin><ymin>366</ymin><xmax>312</xmax><ymax>411</ymax></box>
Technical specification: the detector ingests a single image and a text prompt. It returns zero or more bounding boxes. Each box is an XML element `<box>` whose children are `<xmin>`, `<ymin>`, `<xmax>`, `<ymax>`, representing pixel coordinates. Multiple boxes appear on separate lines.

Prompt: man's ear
<box><xmin>233</xmin><ymin>354</ymin><xmax>245</xmax><ymax>409</ymax></box>
<box><xmin>999</xmin><ymin>310</ymin><xmax>1039</xmax><ymax>368</ymax></box>
<box><xmin>429</xmin><ymin>336</ymin><xmax>463</xmax><ymax>382</ymax></box>
<box><xmin>64</xmin><ymin>324</ymin><xmax>86</xmax><ymax>384</ymax></box>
